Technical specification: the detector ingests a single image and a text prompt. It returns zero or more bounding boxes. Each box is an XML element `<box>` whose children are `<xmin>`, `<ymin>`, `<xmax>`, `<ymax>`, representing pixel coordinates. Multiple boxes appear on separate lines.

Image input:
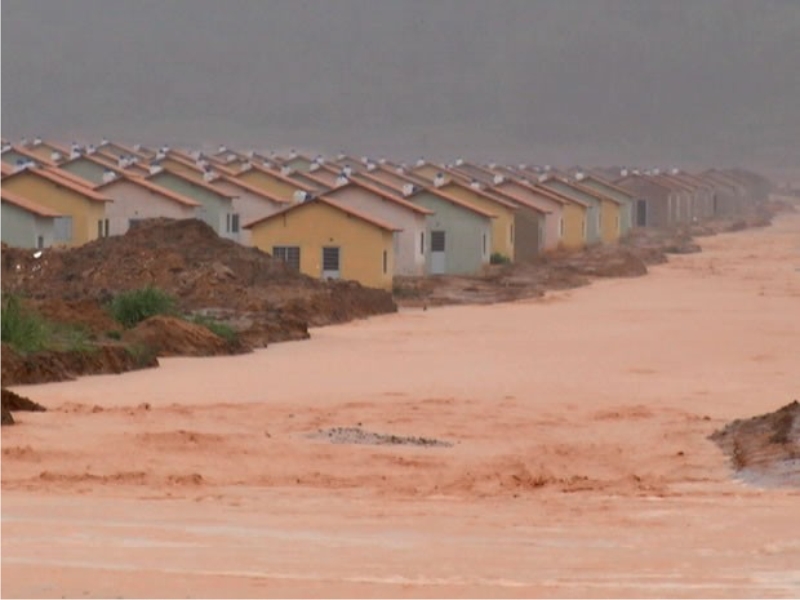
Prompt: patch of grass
<box><xmin>105</xmin><ymin>329</ymin><xmax>123</xmax><ymax>341</ymax></box>
<box><xmin>125</xmin><ymin>342</ymin><xmax>158</xmax><ymax>368</ymax></box>
<box><xmin>188</xmin><ymin>314</ymin><xmax>238</xmax><ymax>342</ymax></box>
<box><xmin>110</xmin><ymin>286</ymin><xmax>177</xmax><ymax>328</ymax></box>
<box><xmin>490</xmin><ymin>253</ymin><xmax>512</xmax><ymax>265</ymax></box>
<box><xmin>48</xmin><ymin>322</ymin><xmax>94</xmax><ymax>353</ymax></box>
<box><xmin>1</xmin><ymin>294</ymin><xmax>49</xmax><ymax>354</ymax></box>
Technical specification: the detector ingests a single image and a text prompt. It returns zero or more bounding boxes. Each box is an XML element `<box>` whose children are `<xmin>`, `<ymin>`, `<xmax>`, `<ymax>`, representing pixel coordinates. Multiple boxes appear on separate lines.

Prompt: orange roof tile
<box><xmin>148</xmin><ymin>167</ymin><xmax>236</xmax><ymax>199</ymax></box>
<box><xmin>96</xmin><ymin>174</ymin><xmax>201</xmax><ymax>208</ymax></box>
<box><xmin>215</xmin><ymin>175</ymin><xmax>290</xmax><ymax>205</ymax></box>
<box><xmin>244</xmin><ymin>196</ymin><xmax>402</xmax><ymax>232</ymax></box>
<box><xmin>329</xmin><ymin>179</ymin><xmax>434</xmax><ymax>216</ymax></box>
<box><xmin>3</xmin><ymin>167</ymin><xmax>112</xmax><ymax>202</ymax></box>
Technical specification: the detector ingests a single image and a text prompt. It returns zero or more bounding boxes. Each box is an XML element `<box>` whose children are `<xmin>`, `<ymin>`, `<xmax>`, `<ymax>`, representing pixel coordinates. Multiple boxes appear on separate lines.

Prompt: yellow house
<box><xmin>436</xmin><ymin>180</ymin><xmax>517</xmax><ymax>261</ymax></box>
<box><xmin>236</xmin><ymin>164</ymin><xmax>318</xmax><ymax>203</ymax></box>
<box><xmin>531</xmin><ymin>184</ymin><xmax>590</xmax><ymax>250</ymax></box>
<box><xmin>572</xmin><ymin>181</ymin><xmax>624</xmax><ymax>244</ymax></box>
<box><xmin>1</xmin><ymin>166</ymin><xmax>111</xmax><ymax>247</ymax></box>
<box><xmin>244</xmin><ymin>196</ymin><xmax>399</xmax><ymax>290</ymax></box>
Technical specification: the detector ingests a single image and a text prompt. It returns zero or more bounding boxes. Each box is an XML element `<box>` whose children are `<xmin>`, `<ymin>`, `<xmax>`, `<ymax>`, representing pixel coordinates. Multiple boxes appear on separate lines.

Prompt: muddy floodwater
<box><xmin>3</xmin><ymin>214</ymin><xmax>800</xmax><ymax>598</ymax></box>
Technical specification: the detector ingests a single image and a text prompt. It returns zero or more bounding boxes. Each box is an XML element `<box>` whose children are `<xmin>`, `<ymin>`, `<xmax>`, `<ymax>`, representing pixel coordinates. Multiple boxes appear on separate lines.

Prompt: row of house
<box><xmin>1</xmin><ymin>137</ymin><xmax>771</xmax><ymax>290</ymax></box>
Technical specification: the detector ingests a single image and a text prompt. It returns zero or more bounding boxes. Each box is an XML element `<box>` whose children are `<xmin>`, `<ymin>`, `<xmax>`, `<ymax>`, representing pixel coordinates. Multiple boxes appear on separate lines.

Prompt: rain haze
<box><xmin>2</xmin><ymin>1</ymin><xmax>799</xmax><ymax>171</ymax></box>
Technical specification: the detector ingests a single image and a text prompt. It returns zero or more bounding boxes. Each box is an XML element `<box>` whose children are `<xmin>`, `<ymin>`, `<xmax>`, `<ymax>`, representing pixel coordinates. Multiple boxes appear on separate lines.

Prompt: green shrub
<box><xmin>105</xmin><ymin>329</ymin><xmax>123</xmax><ymax>341</ymax></box>
<box><xmin>1</xmin><ymin>294</ymin><xmax>49</xmax><ymax>354</ymax></box>
<box><xmin>110</xmin><ymin>287</ymin><xmax>177</xmax><ymax>328</ymax></box>
<box><xmin>490</xmin><ymin>252</ymin><xmax>512</xmax><ymax>265</ymax></box>
<box><xmin>49</xmin><ymin>322</ymin><xmax>93</xmax><ymax>353</ymax></box>
<box><xmin>188</xmin><ymin>314</ymin><xmax>238</xmax><ymax>342</ymax></box>
<box><xmin>125</xmin><ymin>342</ymin><xmax>159</xmax><ymax>368</ymax></box>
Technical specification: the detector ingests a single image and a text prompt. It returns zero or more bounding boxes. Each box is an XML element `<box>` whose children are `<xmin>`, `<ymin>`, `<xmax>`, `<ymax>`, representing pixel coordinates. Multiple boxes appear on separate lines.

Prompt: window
<box><xmin>322</xmin><ymin>246</ymin><xmax>340</xmax><ymax>278</ymax></box>
<box><xmin>104</xmin><ymin>219</ymin><xmax>110</xmax><ymax>237</ymax></box>
<box><xmin>272</xmin><ymin>246</ymin><xmax>301</xmax><ymax>271</ymax></box>
<box><xmin>230</xmin><ymin>213</ymin><xmax>240</xmax><ymax>233</ymax></box>
<box><xmin>382</xmin><ymin>250</ymin><xmax>388</xmax><ymax>274</ymax></box>
<box><xmin>420</xmin><ymin>231</ymin><xmax>425</xmax><ymax>255</ymax></box>
<box><xmin>226</xmin><ymin>214</ymin><xmax>231</xmax><ymax>233</ymax></box>
<box><xmin>431</xmin><ymin>230</ymin><xmax>446</xmax><ymax>252</ymax></box>
<box><xmin>36</xmin><ymin>236</ymin><xmax>44</xmax><ymax>249</ymax></box>
<box><xmin>54</xmin><ymin>216</ymin><xmax>73</xmax><ymax>242</ymax></box>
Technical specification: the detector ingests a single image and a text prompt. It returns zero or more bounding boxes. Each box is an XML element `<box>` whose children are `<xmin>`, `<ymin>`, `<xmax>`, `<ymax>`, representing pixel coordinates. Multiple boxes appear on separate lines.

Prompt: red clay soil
<box><xmin>123</xmin><ymin>315</ymin><xmax>248</xmax><ymax>358</ymax></box>
<box><xmin>710</xmin><ymin>400</ymin><xmax>800</xmax><ymax>487</ymax></box>
<box><xmin>1</xmin><ymin>342</ymin><xmax>158</xmax><ymax>387</ymax></box>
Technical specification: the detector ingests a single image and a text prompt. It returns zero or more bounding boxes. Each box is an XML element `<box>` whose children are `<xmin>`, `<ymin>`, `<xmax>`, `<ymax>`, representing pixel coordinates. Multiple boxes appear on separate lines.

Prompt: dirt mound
<box><xmin>124</xmin><ymin>315</ymin><xmax>248</xmax><ymax>357</ymax></box>
<box><xmin>558</xmin><ymin>244</ymin><xmax>649</xmax><ymax>277</ymax></box>
<box><xmin>1</xmin><ymin>342</ymin><xmax>158</xmax><ymax>387</ymax></box>
<box><xmin>710</xmin><ymin>400</ymin><xmax>800</xmax><ymax>488</ymax></box>
<box><xmin>310</xmin><ymin>426</ymin><xmax>453</xmax><ymax>447</ymax></box>
<box><xmin>621</xmin><ymin>228</ymin><xmax>701</xmax><ymax>264</ymax></box>
<box><xmin>1</xmin><ymin>388</ymin><xmax>46</xmax><ymax>426</ymax></box>
<box><xmin>1</xmin><ymin>218</ymin><xmax>396</xmax><ymax>352</ymax></box>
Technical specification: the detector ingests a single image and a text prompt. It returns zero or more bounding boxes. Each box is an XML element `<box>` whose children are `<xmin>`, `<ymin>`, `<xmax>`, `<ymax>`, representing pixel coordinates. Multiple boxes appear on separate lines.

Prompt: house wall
<box><xmin>513</xmin><ymin>206</ymin><xmax>543</xmax><ymax>260</ymax></box>
<box><xmin>439</xmin><ymin>184</ymin><xmax>516</xmax><ymax>261</ymax></box>
<box><xmin>248</xmin><ymin>202</ymin><xmax>395</xmax><ymax>290</ymax></box>
<box><xmin>580</xmin><ymin>180</ymin><xmax>634</xmax><ymax>235</ymax></box>
<box><xmin>102</xmin><ymin>180</ymin><xmax>197</xmax><ymax>236</ymax></box>
<box><xmin>599</xmin><ymin>199</ymin><xmax>621</xmax><ymax>243</ymax></box>
<box><xmin>2</xmin><ymin>175</ymin><xmax>106</xmax><ymax>246</ymax></box>
<box><xmin>1</xmin><ymin>202</ymin><xmax>56</xmax><ymax>248</ymax></box>
<box><xmin>560</xmin><ymin>202</ymin><xmax>588</xmax><ymax>250</ymax></box>
<box><xmin>411</xmin><ymin>191</ymin><xmax>491</xmax><ymax>275</ymax></box>
<box><xmin>148</xmin><ymin>173</ymin><xmax>237</xmax><ymax>241</ymax></box>
<box><xmin>212</xmin><ymin>180</ymin><xmax>286</xmax><ymax>246</ymax></box>
<box><xmin>324</xmin><ymin>186</ymin><xmax>427</xmax><ymax>276</ymax></box>
<box><xmin>496</xmin><ymin>183</ymin><xmax>563</xmax><ymax>251</ymax></box>
<box><xmin>60</xmin><ymin>159</ymin><xmax>107</xmax><ymax>185</ymax></box>
<box><xmin>237</xmin><ymin>170</ymin><xmax>303</xmax><ymax>202</ymax></box>
<box><xmin>615</xmin><ymin>178</ymin><xmax>670</xmax><ymax>228</ymax></box>
<box><xmin>540</xmin><ymin>181</ymin><xmax>602</xmax><ymax>244</ymax></box>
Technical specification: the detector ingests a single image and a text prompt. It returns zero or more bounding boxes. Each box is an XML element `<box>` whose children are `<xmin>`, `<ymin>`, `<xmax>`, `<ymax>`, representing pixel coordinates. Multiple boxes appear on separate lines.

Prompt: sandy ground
<box><xmin>3</xmin><ymin>214</ymin><xmax>800</xmax><ymax>598</ymax></box>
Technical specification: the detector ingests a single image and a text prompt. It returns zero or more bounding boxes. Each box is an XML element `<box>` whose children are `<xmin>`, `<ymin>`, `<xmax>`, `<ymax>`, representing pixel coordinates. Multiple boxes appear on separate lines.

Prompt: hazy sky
<box><xmin>2</xmin><ymin>0</ymin><xmax>799</xmax><ymax>168</ymax></box>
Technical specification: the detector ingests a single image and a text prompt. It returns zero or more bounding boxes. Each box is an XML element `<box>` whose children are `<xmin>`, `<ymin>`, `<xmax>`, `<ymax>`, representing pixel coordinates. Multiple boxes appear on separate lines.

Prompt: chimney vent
<box><xmin>102</xmin><ymin>169</ymin><xmax>117</xmax><ymax>184</ymax></box>
<box><xmin>402</xmin><ymin>183</ymin><xmax>415</xmax><ymax>197</ymax></box>
<box><xmin>433</xmin><ymin>173</ymin><xmax>446</xmax><ymax>188</ymax></box>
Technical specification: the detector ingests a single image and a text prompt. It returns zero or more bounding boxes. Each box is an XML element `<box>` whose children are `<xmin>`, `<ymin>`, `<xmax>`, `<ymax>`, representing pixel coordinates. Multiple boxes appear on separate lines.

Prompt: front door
<box><xmin>636</xmin><ymin>199</ymin><xmax>647</xmax><ymax>227</ymax></box>
<box><xmin>430</xmin><ymin>230</ymin><xmax>446</xmax><ymax>274</ymax></box>
<box><xmin>322</xmin><ymin>246</ymin><xmax>340</xmax><ymax>280</ymax></box>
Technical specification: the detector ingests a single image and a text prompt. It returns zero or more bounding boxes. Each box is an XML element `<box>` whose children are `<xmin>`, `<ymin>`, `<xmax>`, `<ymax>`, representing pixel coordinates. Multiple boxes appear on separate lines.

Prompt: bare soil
<box><xmin>1</xmin><ymin>388</ymin><xmax>45</xmax><ymax>426</ymax></box>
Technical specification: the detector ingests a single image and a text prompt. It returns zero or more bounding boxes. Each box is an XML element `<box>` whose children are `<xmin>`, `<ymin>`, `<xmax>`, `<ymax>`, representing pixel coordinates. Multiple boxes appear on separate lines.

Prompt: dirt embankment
<box><xmin>394</xmin><ymin>207</ymin><xmax>785</xmax><ymax>308</ymax></box>
<box><xmin>710</xmin><ymin>401</ymin><xmax>800</xmax><ymax>487</ymax></box>
<box><xmin>1</xmin><ymin>219</ymin><xmax>397</xmax><ymax>386</ymax></box>
<box><xmin>1</xmin><ymin>387</ymin><xmax>46</xmax><ymax>426</ymax></box>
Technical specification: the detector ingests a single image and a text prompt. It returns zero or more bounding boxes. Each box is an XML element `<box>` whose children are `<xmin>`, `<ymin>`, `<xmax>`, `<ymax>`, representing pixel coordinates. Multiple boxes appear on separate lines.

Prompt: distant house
<box><xmin>349</xmin><ymin>168</ymin><xmax>495</xmax><ymax>275</ymax></box>
<box><xmin>492</xmin><ymin>178</ymin><xmax>564</xmax><ymax>251</ymax></box>
<box><xmin>1</xmin><ymin>144</ymin><xmax>57</xmax><ymax>169</ymax></box>
<box><xmin>434</xmin><ymin>177</ymin><xmax>518</xmax><ymax>261</ymax></box>
<box><xmin>1</xmin><ymin>166</ymin><xmax>112</xmax><ymax>247</ymax></box>
<box><xmin>20</xmin><ymin>138</ymin><xmax>69</xmax><ymax>164</ymax></box>
<box><xmin>699</xmin><ymin>170</ymin><xmax>749</xmax><ymax>215</ymax></box>
<box><xmin>94</xmin><ymin>172</ymin><xmax>201</xmax><ymax>236</ymax></box>
<box><xmin>1</xmin><ymin>188</ymin><xmax>62</xmax><ymax>249</ymax></box>
<box><xmin>538</xmin><ymin>176</ymin><xmax>606</xmax><ymax>244</ymax></box>
<box><xmin>530</xmin><ymin>185</ymin><xmax>589</xmax><ymax>250</ymax></box>
<box><xmin>615</xmin><ymin>174</ymin><xmax>675</xmax><ymax>228</ymax></box>
<box><xmin>574</xmin><ymin>174</ymin><xmax>637</xmax><ymax>234</ymax></box>
<box><xmin>244</xmin><ymin>196</ymin><xmax>399</xmax><ymax>290</ymax></box>
<box><xmin>276</xmin><ymin>152</ymin><xmax>317</xmax><ymax>173</ymax></box>
<box><xmin>324</xmin><ymin>178</ymin><xmax>432</xmax><ymax>276</ymax></box>
<box><xmin>209</xmin><ymin>175</ymin><xmax>291</xmax><ymax>246</ymax></box>
<box><xmin>145</xmin><ymin>168</ymin><xmax>239</xmax><ymax>241</ymax></box>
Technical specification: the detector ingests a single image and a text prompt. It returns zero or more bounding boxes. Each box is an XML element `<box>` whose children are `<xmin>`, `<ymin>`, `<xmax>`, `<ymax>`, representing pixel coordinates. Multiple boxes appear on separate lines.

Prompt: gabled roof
<box><xmin>1</xmin><ymin>188</ymin><xmax>63</xmax><ymax>217</ymax></box>
<box><xmin>147</xmin><ymin>167</ymin><xmax>236</xmax><ymax>199</ymax></box>
<box><xmin>244</xmin><ymin>196</ymin><xmax>402</xmax><ymax>232</ymax></box>
<box><xmin>349</xmin><ymin>168</ymin><xmax>496</xmax><ymax>219</ymax></box>
<box><xmin>538</xmin><ymin>175</ymin><xmax>623</xmax><ymax>205</ymax></box>
<box><xmin>95</xmin><ymin>173</ymin><xmax>201</xmax><ymax>208</ymax></box>
<box><xmin>327</xmin><ymin>179</ymin><xmax>434</xmax><ymax>216</ymax></box>
<box><xmin>213</xmin><ymin>175</ymin><xmax>290</xmax><ymax>205</ymax></box>
<box><xmin>437</xmin><ymin>179</ymin><xmax>519</xmax><ymax>210</ymax></box>
<box><xmin>2</xmin><ymin>166</ymin><xmax>112</xmax><ymax>202</ymax></box>
<box><xmin>578</xmin><ymin>174</ymin><xmax>637</xmax><ymax>200</ymax></box>
<box><xmin>615</xmin><ymin>174</ymin><xmax>675</xmax><ymax>194</ymax></box>
<box><xmin>2</xmin><ymin>144</ymin><xmax>58</xmax><ymax>167</ymax></box>
<box><xmin>237</xmin><ymin>162</ymin><xmax>319</xmax><ymax>193</ymax></box>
